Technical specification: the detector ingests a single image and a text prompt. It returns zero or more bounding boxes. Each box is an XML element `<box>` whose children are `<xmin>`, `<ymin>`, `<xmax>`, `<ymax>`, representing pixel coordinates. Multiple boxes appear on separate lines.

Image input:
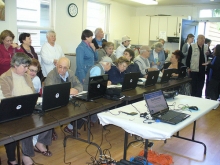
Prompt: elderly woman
<box><xmin>40</xmin><ymin>30</ymin><xmax>64</xmax><ymax>77</ymax></box>
<box><xmin>0</xmin><ymin>53</ymin><xmax>52</xmax><ymax>165</ymax></box>
<box><xmin>181</xmin><ymin>33</ymin><xmax>194</xmax><ymax>65</ymax></box>
<box><xmin>106</xmin><ymin>56</ymin><xmax>130</xmax><ymax>84</ymax></box>
<box><xmin>149</xmin><ymin>42</ymin><xmax>165</xmax><ymax>70</ymax></box>
<box><xmin>161</xmin><ymin>50</ymin><xmax>184</xmax><ymax>77</ymax></box>
<box><xmin>0</xmin><ymin>30</ymin><xmax>23</xmax><ymax>75</ymax></box>
<box><xmin>97</xmin><ymin>42</ymin><xmax>117</xmax><ymax>63</ymax></box>
<box><xmin>75</xmin><ymin>29</ymin><xmax>98</xmax><ymax>83</ymax></box>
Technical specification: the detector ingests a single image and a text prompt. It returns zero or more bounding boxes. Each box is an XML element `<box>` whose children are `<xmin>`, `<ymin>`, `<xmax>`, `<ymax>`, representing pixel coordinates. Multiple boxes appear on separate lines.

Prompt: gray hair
<box><xmin>99</xmin><ymin>61</ymin><xmax>110</xmax><ymax>66</ymax></box>
<box><xmin>46</xmin><ymin>30</ymin><xmax>56</xmax><ymax>37</ymax></box>
<box><xmin>94</xmin><ymin>28</ymin><xmax>102</xmax><ymax>36</ymax></box>
<box><xmin>153</xmin><ymin>42</ymin><xmax>163</xmax><ymax>49</ymax></box>
<box><xmin>10</xmin><ymin>53</ymin><xmax>31</xmax><ymax>67</ymax></box>
<box><xmin>139</xmin><ymin>45</ymin><xmax>150</xmax><ymax>55</ymax></box>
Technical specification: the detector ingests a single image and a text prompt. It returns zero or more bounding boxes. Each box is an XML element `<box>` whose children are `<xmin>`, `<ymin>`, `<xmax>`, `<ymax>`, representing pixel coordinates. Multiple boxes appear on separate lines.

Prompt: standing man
<box><xmin>186</xmin><ymin>34</ymin><xmax>208</xmax><ymax>97</ymax></box>
<box><xmin>40</xmin><ymin>30</ymin><xmax>64</xmax><ymax>77</ymax></box>
<box><xmin>115</xmin><ymin>35</ymin><xmax>131</xmax><ymax>59</ymax></box>
<box><xmin>45</xmin><ymin>57</ymin><xmax>83</xmax><ymax>135</ymax></box>
<box><xmin>92</xmin><ymin>28</ymin><xmax>107</xmax><ymax>49</ymax></box>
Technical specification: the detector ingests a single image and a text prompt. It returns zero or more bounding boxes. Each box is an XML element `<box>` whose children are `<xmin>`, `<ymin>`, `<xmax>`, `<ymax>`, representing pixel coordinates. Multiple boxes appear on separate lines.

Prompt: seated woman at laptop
<box><xmin>0</xmin><ymin>53</ymin><xmax>52</xmax><ymax>165</ymax></box>
<box><xmin>123</xmin><ymin>48</ymin><xmax>144</xmax><ymax>78</ymax></box>
<box><xmin>161</xmin><ymin>50</ymin><xmax>184</xmax><ymax>77</ymax></box>
<box><xmin>106</xmin><ymin>56</ymin><xmax>130</xmax><ymax>84</ymax></box>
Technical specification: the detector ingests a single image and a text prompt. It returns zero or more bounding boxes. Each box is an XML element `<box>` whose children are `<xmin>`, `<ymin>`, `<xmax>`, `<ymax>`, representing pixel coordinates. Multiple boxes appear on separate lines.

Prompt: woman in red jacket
<box><xmin>0</xmin><ymin>30</ymin><xmax>23</xmax><ymax>75</ymax></box>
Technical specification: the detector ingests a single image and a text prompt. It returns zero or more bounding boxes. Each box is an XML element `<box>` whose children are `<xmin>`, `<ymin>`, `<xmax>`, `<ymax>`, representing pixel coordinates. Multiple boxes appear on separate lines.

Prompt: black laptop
<box><xmin>172</xmin><ymin>66</ymin><xmax>187</xmax><ymax>79</ymax></box>
<box><xmin>159</xmin><ymin>69</ymin><xmax>174</xmax><ymax>83</ymax></box>
<box><xmin>73</xmin><ymin>74</ymin><xmax>108</xmax><ymax>101</ymax></box>
<box><xmin>121</xmin><ymin>72</ymin><xmax>140</xmax><ymax>91</ymax></box>
<box><xmin>35</xmin><ymin>82</ymin><xmax>71</xmax><ymax>111</ymax></box>
<box><xmin>145</xmin><ymin>70</ymin><xmax>160</xmax><ymax>87</ymax></box>
<box><xmin>0</xmin><ymin>93</ymin><xmax>39</xmax><ymax>123</ymax></box>
<box><xmin>143</xmin><ymin>90</ymin><xmax>190</xmax><ymax>125</ymax></box>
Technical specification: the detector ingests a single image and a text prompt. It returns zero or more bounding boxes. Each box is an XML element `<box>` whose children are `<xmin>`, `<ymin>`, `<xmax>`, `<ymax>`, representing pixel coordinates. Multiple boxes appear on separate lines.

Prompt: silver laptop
<box><xmin>144</xmin><ymin>90</ymin><xmax>190</xmax><ymax>125</ymax></box>
<box><xmin>35</xmin><ymin>82</ymin><xmax>71</xmax><ymax>111</ymax></box>
<box><xmin>0</xmin><ymin>93</ymin><xmax>39</xmax><ymax>123</ymax></box>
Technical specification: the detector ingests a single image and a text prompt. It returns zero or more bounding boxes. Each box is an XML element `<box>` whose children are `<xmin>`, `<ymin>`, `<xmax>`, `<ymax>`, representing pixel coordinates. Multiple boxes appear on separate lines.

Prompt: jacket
<box><xmin>45</xmin><ymin>67</ymin><xmax>83</xmax><ymax>93</ymax></box>
<box><xmin>186</xmin><ymin>43</ymin><xmax>208</xmax><ymax>72</ymax></box>
<box><xmin>115</xmin><ymin>43</ymin><xmax>131</xmax><ymax>59</ymax></box>
<box><xmin>106</xmin><ymin>65</ymin><xmax>125</xmax><ymax>84</ymax></box>
<box><xmin>92</xmin><ymin>38</ymin><xmax>107</xmax><ymax>49</ymax></box>
<box><xmin>125</xmin><ymin>61</ymin><xmax>143</xmax><ymax>78</ymax></box>
<box><xmin>133</xmin><ymin>55</ymin><xmax>150</xmax><ymax>75</ymax></box>
<box><xmin>97</xmin><ymin>49</ymin><xmax>117</xmax><ymax>63</ymax></box>
<box><xmin>149</xmin><ymin>49</ymin><xmax>165</xmax><ymax>70</ymax></box>
<box><xmin>75</xmin><ymin>41</ymin><xmax>98</xmax><ymax>83</ymax></box>
<box><xmin>0</xmin><ymin>69</ymin><xmax>35</xmax><ymax>97</ymax></box>
<box><xmin>181</xmin><ymin>43</ymin><xmax>190</xmax><ymax>65</ymax></box>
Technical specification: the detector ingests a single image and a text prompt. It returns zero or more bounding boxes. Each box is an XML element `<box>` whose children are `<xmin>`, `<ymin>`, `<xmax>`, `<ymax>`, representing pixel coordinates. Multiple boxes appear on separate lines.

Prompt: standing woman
<box><xmin>181</xmin><ymin>33</ymin><xmax>194</xmax><ymax>65</ymax></box>
<box><xmin>19</xmin><ymin>33</ymin><xmax>43</xmax><ymax>79</ymax></box>
<box><xmin>75</xmin><ymin>29</ymin><xmax>98</xmax><ymax>83</ymax></box>
<box><xmin>204</xmin><ymin>45</ymin><xmax>220</xmax><ymax>100</ymax></box>
<box><xmin>0</xmin><ymin>30</ymin><xmax>23</xmax><ymax>75</ymax></box>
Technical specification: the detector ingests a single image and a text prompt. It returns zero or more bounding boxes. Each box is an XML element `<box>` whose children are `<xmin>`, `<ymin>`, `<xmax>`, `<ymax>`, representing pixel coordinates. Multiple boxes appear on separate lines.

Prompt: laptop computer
<box><xmin>159</xmin><ymin>69</ymin><xmax>174</xmax><ymax>83</ymax></box>
<box><xmin>73</xmin><ymin>74</ymin><xmax>108</xmax><ymax>101</ymax></box>
<box><xmin>171</xmin><ymin>66</ymin><xmax>187</xmax><ymax>80</ymax></box>
<box><xmin>143</xmin><ymin>90</ymin><xmax>190</xmax><ymax>125</ymax></box>
<box><xmin>35</xmin><ymin>82</ymin><xmax>71</xmax><ymax>111</ymax></box>
<box><xmin>0</xmin><ymin>93</ymin><xmax>39</xmax><ymax>123</ymax></box>
<box><xmin>121</xmin><ymin>72</ymin><xmax>140</xmax><ymax>91</ymax></box>
<box><xmin>145</xmin><ymin>70</ymin><xmax>160</xmax><ymax>87</ymax></box>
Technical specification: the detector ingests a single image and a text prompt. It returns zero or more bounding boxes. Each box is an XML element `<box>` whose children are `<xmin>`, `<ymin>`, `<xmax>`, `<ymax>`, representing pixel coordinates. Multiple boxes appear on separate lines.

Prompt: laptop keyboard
<box><xmin>158</xmin><ymin>110</ymin><xmax>180</xmax><ymax>120</ymax></box>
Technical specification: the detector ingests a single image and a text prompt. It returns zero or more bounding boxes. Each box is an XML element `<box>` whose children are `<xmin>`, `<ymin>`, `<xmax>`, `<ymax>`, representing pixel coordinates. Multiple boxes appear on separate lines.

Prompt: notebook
<box><xmin>143</xmin><ymin>90</ymin><xmax>190</xmax><ymax>125</ymax></box>
<box><xmin>35</xmin><ymin>82</ymin><xmax>71</xmax><ymax>111</ymax></box>
<box><xmin>159</xmin><ymin>69</ymin><xmax>174</xmax><ymax>83</ymax></box>
<box><xmin>0</xmin><ymin>93</ymin><xmax>39</xmax><ymax>123</ymax></box>
<box><xmin>145</xmin><ymin>70</ymin><xmax>160</xmax><ymax>87</ymax></box>
<box><xmin>121</xmin><ymin>72</ymin><xmax>140</xmax><ymax>91</ymax></box>
<box><xmin>73</xmin><ymin>74</ymin><xmax>108</xmax><ymax>101</ymax></box>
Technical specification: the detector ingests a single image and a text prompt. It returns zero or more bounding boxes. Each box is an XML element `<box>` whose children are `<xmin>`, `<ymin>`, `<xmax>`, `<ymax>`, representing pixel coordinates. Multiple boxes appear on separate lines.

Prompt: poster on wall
<box><xmin>0</xmin><ymin>0</ymin><xmax>5</xmax><ymax>21</ymax></box>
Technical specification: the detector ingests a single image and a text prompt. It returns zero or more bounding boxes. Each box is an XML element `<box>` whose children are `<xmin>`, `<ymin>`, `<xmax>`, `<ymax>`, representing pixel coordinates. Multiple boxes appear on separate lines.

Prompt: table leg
<box><xmin>144</xmin><ymin>139</ymin><xmax>148</xmax><ymax>158</ymax></box>
<box><xmin>16</xmin><ymin>141</ymin><xmax>20</xmax><ymax>165</ymax></box>
<box><xmin>172</xmin><ymin>121</ymin><xmax>207</xmax><ymax>154</ymax></box>
<box><xmin>123</xmin><ymin>132</ymin><xmax>128</xmax><ymax>160</ymax></box>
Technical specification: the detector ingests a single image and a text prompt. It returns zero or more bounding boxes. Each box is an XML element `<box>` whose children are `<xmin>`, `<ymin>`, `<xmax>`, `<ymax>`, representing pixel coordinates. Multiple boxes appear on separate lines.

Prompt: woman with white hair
<box><xmin>40</xmin><ymin>30</ymin><xmax>64</xmax><ymax>77</ymax></box>
<box><xmin>149</xmin><ymin>42</ymin><xmax>165</xmax><ymax>70</ymax></box>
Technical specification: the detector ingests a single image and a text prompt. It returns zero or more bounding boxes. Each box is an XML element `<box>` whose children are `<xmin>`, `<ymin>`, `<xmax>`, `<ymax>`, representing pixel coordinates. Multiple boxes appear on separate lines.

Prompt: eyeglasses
<box><xmin>28</xmin><ymin>68</ymin><xmax>38</xmax><ymax>73</ymax></box>
<box><xmin>21</xmin><ymin>64</ymin><xmax>29</xmax><ymax>68</ymax></box>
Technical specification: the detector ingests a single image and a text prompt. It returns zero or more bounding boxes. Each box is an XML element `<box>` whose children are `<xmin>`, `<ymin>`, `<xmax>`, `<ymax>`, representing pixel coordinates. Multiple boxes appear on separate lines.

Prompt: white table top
<box><xmin>98</xmin><ymin>95</ymin><xmax>219</xmax><ymax>140</ymax></box>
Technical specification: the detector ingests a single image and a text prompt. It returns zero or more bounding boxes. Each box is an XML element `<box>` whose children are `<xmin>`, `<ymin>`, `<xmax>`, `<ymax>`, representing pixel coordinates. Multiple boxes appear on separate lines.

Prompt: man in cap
<box><xmin>115</xmin><ymin>35</ymin><xmax>131</xmax><ymax>58</ymax></box>
<box><xmin>83</xmin><ymin>56</ymin><xmax>112</xmax><ymax>91</ymax></box>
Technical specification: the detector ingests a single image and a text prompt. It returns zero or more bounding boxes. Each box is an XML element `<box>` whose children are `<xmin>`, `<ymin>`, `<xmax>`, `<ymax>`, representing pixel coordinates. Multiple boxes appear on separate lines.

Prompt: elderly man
<box><xmin>40</xmin><ymin>30</ymin><xmax>64</xmax><ymax>77</ymax></box>
<box><xmin>133</xmin><ymin>45</ymin><xmax>158</xmax><ymax>76</ymax></box>
<box><xmin>186</xmin><ymin>34</ymin><xmax>208</xmax><ymax>97</ymax></box>
<box><xmin>83</xmin><ymin>56</ymin><xmax>112</xmax><ymax>91</ymax></box>
<box><xmin>45</xmin><ymin>57</ymin><xmax>83</xmax><ymax>135</ymax></box>
<box><xmin>92</xmin><ymin>28</ymin><xmax>107</xmax><ymax>49</ymax></box>
<box><xmin>115</xmin><ymin>35</ymin><xmax>131</xmax><ymax>58</ymax></box>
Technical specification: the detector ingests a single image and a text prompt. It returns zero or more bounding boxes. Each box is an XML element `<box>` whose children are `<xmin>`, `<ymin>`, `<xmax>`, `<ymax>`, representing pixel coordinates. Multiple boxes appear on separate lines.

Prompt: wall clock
<box><xmin>68</xmin><ymin>3</ymin><xmax>78</xmax><ymax>17</ymax></box>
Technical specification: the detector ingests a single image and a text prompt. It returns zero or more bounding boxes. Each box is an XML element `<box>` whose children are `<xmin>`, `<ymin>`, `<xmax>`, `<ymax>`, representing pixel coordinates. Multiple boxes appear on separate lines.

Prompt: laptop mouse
<box><xmin>188</xmin><ymin>106</ymin><xmax>198</xmax><ymax>110</ymax></box>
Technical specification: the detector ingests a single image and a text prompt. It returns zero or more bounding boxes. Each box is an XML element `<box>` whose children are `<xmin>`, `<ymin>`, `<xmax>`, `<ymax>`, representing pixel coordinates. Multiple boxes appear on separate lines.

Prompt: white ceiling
<box><xmin>110</xmin><ymin>0</ymin><xmax>220</xmax><ymax>7</ymax></box>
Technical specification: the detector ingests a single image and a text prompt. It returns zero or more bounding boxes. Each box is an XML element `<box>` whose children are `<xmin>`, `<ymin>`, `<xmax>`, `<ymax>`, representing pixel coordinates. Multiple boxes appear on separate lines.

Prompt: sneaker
<box><xmin>64</xmin><ymin>126</ymin><xmax>81</xmax><ymax>137</ymax></box>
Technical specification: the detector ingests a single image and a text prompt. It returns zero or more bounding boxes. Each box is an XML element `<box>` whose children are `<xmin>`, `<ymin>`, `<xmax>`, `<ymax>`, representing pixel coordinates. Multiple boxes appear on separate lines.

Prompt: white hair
<box><xmin>153</xmin><ymin>42</ymin><xmax>163</xmax><ymax>49</ymax></box>
<box><xmin>46</xmin><ymin>30</ymin><xmax>56</xmax><ymax>37</ymax></box>
<box><xmin>139</xmin><ymin>45</ymin><xmax>150</xmax><ymax>54</ymax></box>
<box><xmin>94</xmin><ymin>28</ymin><xmax>102</xmax><ymax>36</ymax></box>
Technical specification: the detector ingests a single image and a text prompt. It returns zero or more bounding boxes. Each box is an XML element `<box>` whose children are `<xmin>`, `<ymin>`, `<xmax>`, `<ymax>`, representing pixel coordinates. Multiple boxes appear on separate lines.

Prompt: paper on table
<box><xmin>107</xmin><ymin>84</ymin><xmax>122</xmax><ymax>88</ymax></box>
<box><xmin>70</xmin><ymin>91</ymin><xmax>88</xmax><ymax>98</ymax></box>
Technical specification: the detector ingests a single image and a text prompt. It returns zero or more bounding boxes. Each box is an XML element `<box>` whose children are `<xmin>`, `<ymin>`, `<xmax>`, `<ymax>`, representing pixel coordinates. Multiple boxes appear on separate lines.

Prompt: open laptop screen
<box><xmin>143</xmin><ymin>90</ymin><xmax>168</xmax><ymax>115</ymax></box>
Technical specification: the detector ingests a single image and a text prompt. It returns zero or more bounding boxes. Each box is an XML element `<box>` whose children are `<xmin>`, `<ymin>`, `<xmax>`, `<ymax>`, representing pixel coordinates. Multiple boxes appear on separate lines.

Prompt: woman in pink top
<box><xmin>0</xmin><ymin>30</ymin><xmax>23</xmax><ymax>75</ymax></box>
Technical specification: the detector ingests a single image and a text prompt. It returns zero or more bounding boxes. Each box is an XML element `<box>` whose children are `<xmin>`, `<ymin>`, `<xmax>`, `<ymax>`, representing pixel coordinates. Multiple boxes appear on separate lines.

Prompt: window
<box><xmin>199</xmin><ymin>9</ymin><xmax>220</xmax><ymax>18</ymax></box>
<box><xmin>86</xmin><ymin>1</ymin><xmax>110</xmax><ymax>40</ymax></box>
<box><xmin>17</xmin><ymin>0</ymin><xmax>53</xmax><ymax>53</ymax></box>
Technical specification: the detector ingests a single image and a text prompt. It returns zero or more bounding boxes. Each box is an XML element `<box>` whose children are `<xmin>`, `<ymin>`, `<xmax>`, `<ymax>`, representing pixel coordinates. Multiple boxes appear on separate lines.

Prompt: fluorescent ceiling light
<box><xmin>130</xmin><ymin>0</ymin><xmax>158</xmax><ymax>5</ymax></box>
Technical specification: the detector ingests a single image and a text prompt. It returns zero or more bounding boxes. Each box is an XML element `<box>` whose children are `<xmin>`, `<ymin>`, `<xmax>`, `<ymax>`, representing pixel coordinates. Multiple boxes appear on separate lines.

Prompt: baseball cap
<box><xmin>122</xmin><ymin>35</ymin><xmax>131</xmax><ymax>42</ymax></box>
<box><xmin>101</xmin><ymin>56</ymin><xmax>113</xmax><ymax>63</ymax></box>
